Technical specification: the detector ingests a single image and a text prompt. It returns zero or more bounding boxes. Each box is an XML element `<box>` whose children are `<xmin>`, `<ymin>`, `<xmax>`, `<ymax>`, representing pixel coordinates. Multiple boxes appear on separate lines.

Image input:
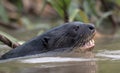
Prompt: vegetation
<box><xmin>0</xmin><ymin>0</ymin><xmax>120</xmax><ymax>48</ymax></box>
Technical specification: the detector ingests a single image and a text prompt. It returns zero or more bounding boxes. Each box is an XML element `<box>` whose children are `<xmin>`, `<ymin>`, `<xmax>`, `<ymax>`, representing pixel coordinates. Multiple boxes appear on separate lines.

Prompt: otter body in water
<box><xmin>0</xmin><ymin>22</ymin><xmax>95</xmax><ymax>60</ymax></box>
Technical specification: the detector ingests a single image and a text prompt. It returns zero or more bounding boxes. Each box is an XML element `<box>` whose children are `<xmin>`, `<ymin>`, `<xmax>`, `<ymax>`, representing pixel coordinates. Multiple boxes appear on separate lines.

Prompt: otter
<box><xmin>0</xmin><ymin>22</ymin><xmax>95</xmax><ymax>60</ymax></box>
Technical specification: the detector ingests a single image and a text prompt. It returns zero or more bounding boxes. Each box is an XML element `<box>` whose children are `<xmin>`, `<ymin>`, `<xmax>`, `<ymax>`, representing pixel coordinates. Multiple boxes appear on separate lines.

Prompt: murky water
<box><xmin>1</xmin><ymin>29</ymin><xmax>120</xmax><ymax>73</ymax></box>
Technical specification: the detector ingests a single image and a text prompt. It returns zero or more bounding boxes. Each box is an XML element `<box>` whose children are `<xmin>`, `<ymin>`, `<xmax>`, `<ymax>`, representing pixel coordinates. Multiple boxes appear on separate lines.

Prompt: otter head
<box><xmin>42</xmin><ymin>22</ymin><xmax>95</xmax><ymax>52</ymax></box>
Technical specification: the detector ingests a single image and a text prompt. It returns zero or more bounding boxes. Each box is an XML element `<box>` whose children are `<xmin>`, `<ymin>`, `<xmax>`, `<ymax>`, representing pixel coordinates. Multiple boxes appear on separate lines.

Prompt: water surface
<box><xmin>0</xmin><ymin>29</ymin><xmax>120</xmax><ymax>73</ymax></box>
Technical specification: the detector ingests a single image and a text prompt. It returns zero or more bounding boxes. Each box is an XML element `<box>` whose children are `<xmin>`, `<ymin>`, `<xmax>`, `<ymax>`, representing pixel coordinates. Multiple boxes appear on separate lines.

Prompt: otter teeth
<box><xmin>81</xmin><ymin>39</ymin><xmax>95</xmax><ymax>49</ymax></box>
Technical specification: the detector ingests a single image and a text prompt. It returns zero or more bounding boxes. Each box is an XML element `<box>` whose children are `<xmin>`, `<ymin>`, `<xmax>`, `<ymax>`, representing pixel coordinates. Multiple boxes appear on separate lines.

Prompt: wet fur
<box><xmin>0</xmin><ymin>22</ymin><xmax>95</xmax><ymax>60</ymax></box>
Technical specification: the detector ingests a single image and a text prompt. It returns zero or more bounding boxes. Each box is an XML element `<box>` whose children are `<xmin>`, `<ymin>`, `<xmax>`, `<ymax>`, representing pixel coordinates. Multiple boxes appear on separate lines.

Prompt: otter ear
<box><xmin>42</xmin><ymin>36</ymin><xmax>50</xmax><ymax>47</ymax></box>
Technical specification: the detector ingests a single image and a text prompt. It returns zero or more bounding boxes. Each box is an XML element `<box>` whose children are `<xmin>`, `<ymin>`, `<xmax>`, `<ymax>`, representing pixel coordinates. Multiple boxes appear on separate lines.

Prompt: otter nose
<box><xmin>87</xmin><ymin>24</ymin><xmax>95</xmax><ymax>32</ymax></box>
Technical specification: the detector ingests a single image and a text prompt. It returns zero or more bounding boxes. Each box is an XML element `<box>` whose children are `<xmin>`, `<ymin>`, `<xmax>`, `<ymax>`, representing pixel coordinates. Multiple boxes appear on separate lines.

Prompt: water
<box><xmin>1</xmin><ymin>29</ymin><xmax>120</xmax><ymax>73</ymax></box>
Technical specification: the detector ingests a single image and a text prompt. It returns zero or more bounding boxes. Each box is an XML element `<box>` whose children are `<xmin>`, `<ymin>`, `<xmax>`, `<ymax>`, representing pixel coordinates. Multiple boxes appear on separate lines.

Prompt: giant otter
<box><xmin>0</xmin><ymin>22</ymin><xmax>95</xmax><ymax>60</ymax></box>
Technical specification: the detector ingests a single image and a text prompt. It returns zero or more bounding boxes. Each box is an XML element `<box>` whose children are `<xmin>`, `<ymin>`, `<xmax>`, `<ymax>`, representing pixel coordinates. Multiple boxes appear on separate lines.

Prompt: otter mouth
<box><xmin>79</xmin><ymin>31</ymin><xmax>96</xmax><ymax>52</ymax></box>
<box><xmin>80</xmin><ymin>39</ymin><xmax>95</xmax><ymax>51</ymax></box>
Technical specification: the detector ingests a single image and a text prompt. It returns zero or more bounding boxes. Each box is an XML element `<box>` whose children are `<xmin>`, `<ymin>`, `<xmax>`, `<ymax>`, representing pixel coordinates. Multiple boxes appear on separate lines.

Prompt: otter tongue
<box><xmin>80</xmin><ymin>39</ymin><xmax>95</xmax><ymax>51</ymax></box>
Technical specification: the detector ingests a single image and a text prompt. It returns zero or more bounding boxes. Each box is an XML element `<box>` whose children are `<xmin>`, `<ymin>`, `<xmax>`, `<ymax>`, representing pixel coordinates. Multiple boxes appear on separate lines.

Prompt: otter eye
<box><xmin>73</xmin><ymin>26</ymin><xmax>79</xmax><ymax>31</ymax></box>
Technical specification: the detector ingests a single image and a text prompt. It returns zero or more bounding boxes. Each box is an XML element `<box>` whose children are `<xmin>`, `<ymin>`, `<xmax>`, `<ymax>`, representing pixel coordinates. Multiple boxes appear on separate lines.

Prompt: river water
<box><xmin>0</xmin><ymin>29</ymin><xmax>120</xmax><ymax>73</ymax></box>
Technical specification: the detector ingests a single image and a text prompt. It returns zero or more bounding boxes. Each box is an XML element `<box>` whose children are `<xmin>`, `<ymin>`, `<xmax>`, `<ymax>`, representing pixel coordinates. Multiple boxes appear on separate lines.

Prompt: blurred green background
<box><xmin>0</xmin><ymin>0</ymin><xmax>120</xmax><ymax>46</ymax></box>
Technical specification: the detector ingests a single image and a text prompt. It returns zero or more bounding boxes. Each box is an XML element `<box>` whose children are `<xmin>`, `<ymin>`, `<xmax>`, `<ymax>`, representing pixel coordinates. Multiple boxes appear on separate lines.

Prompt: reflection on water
<box><xmin>1</xmin><ymin>29</ymin><xmax>120</xmax><ymax>73</ymax></box>
<box><xmin>20</xmin><ymin>57</ymin><xmax>96</xmax><ymax>63</ymax></box>
<box><xmin>96</xmin><ymin>50</ymin><xmax>120</xmax><ymax>60</ymax></box>
<box><xmin>0</xmin><ymin>60</ymin><xmax>97</xmax><ymax>73</ymax></box>
<box><xmin>0</xmin><ymin>52</ymin><xmax>97</xmax><ymax>73</ymax></box>
<box><xmin>0</xmin><ymin>46</ymin><xmax>97</xmax><ymax>73</ymax></box>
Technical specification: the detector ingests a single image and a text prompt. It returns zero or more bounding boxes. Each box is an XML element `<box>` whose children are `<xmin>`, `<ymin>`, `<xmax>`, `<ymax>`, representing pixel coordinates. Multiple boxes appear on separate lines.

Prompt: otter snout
<box><xmin>87</xmin><ymin>24</ymin><xmax>95</xmax><ymax>33</ymax></box>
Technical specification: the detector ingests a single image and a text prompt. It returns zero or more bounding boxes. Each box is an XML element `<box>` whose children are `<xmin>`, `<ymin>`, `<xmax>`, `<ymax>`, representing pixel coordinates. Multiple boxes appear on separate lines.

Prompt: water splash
<box><xmin>96</xmin><ymin>50</ymin><xmax>120</xmax><ymax>60</ymax></box>
<box><xmin>20</xmin><ymin>57</ymin><xmax>96</xmax><ymax>63</ymax></box>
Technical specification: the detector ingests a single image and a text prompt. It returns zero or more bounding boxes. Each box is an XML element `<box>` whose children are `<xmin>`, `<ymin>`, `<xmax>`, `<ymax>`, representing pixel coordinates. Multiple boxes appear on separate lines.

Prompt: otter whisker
<box><xmin>72</xmin><ymin>31</ymin><xmax>87</xmax><ymax>50</ymax></box>
<box><xmin>72</xmin><ymin>33</ymin><xmax>84</xmax><ymax>50</ymax></box>
<box><xmin>55</xmin><ymin>32</ymin><xmax>67</xmax><ymax>48</ymax></box>
<box><xmin>72</xmin><ymin>38</ymin><xmax>81</xmax><ymax>49</ymax></box>
<box><xmin>56</xmin><ymin>33</ymin><xmax>69</xmax><ymax>48</ymax></box>
<box><xmin>79</xmin><ymin>31</ymin><xmax>88</xmax><ymax>46</ymax></box>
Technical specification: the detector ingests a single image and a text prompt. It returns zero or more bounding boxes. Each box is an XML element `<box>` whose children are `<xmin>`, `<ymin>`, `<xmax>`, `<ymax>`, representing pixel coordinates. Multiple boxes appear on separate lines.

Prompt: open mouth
<box><xmin>80</xmin><ymin>31</ymin><xmax>96</xmax><ymax>51</ymax></box>
<box><xmin>80</xmin><ymin>39</ymin><xmax>95</xmax><ymax>51</ymax></box>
